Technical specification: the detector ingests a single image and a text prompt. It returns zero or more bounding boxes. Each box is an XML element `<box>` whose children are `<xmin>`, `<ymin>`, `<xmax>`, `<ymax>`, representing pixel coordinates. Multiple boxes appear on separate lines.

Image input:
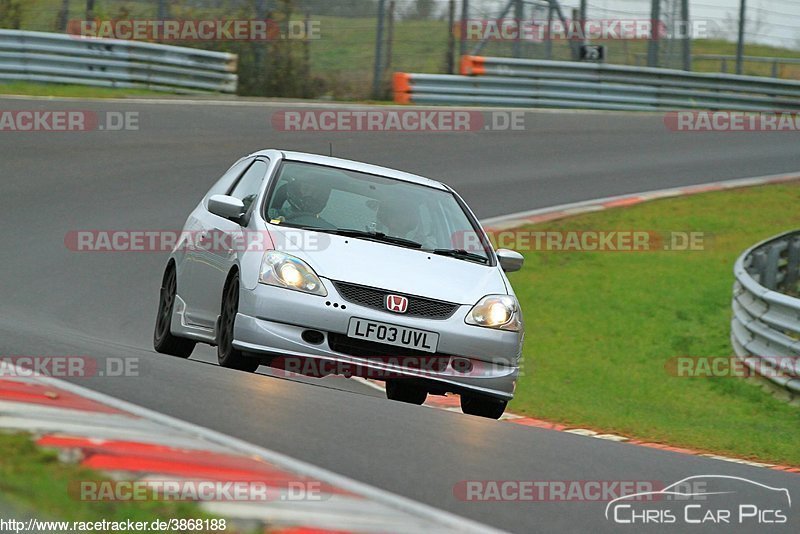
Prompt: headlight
<box><xmin>259</xmin><ymin>251</ymin><xmax>327</xmax><ymax>296</ymax></box>
<box><xmin>465</xmin><ymin>295</ymin><xmax>522</xmax><ymax>331</ymax></box>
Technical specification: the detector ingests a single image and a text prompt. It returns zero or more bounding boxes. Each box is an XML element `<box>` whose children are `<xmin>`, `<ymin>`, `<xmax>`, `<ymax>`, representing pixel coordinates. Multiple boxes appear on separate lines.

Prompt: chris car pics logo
<box><xmin>605</xmin><ymin>475</ymin><xmax>790</xmax><ymax>526</ymax></box>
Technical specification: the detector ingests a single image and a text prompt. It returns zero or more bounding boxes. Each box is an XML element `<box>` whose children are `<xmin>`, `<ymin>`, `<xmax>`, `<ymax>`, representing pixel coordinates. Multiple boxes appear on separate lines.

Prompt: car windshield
<box><xmin>265</xmin><ymin>161</ymin><xmax>489</xmax><ymax>262</ymax></box>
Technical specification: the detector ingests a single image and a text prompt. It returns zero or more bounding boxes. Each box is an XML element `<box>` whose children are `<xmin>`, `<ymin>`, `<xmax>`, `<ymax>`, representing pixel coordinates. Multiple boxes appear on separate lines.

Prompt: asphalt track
<box><xmin>1</xmin><ymin>97</ymin><xmax>799</xmax><ymax>533</ymax></box>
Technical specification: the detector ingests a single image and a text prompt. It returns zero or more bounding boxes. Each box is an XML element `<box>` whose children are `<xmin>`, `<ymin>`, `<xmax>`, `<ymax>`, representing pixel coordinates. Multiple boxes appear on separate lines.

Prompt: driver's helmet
<box><xmin>378</xmin><ymin>198</ymin><xmax>418</xmax><ymax>236</ymax></box>
<box><xmin>286</xmin><ymin>177</ymin><xmax>331</xmax><ymax>215</ymax></box>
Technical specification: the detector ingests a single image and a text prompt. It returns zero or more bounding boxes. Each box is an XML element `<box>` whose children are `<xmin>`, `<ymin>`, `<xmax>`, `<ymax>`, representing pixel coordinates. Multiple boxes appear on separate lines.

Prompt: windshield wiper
<box><xmin>431</xmin><ymin>248</ymin><xmax>489</xmax><ymax>264</ymax></box>
<box><xmin>324</xmin><ymin>228</ymin><xmax>424</xmax><ymax>249</ymax></box>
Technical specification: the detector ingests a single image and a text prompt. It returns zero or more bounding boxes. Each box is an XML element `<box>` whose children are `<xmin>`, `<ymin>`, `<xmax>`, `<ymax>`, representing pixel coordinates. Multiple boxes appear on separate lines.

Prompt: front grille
<box><xmin>327</xmin><ymin>333</ymin><xmax>450</xmax><ymax>372</ymax></box>
<box><xmin>332</xmin><ymin>281</ymin><xmax>459</xmax><ymax>320</ymax></box>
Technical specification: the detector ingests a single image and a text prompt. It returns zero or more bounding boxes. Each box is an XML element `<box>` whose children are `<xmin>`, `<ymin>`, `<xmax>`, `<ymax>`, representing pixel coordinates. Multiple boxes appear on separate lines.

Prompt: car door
<box><xmin>181</xmin><ymin>158</ymin><xmax>252</xmax><ymax>327</ymax></box>
<box><xmin>190</xmin><ymin>158</ymin><xmax>270</xmax><ymax>328</ymax></box>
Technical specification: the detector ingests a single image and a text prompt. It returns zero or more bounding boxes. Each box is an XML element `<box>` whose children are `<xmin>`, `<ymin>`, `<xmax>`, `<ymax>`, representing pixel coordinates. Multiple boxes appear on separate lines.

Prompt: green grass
<box><xmin>507</xmin><ymin>182</ymin><xmax>800</xmax><ymax>467</ymax></box>
<box><xmin>310</xmin><ymin>16</ymin><xmax>450</xmax><ymax>79</ymax></box>
<box><xmin>0</xmin><ymin>432</ymin><xmax>221</xmax><ymax>531</ymax></box>
<box><xmin>0</xmin><ymin>81</ymin><xmax>165</xmax><ymax>98</ymax></box>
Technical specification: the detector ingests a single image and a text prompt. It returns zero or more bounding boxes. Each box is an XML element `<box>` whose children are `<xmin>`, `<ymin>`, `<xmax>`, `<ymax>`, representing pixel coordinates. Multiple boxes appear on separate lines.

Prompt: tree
<box><xmin>407</xmin><ymin>0</ymin><xmax>435</xmax><ymax>20</ymax></box>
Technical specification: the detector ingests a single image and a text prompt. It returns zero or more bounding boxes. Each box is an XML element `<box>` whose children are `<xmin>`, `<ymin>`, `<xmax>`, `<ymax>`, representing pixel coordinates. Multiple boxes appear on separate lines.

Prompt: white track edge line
<box><xmin>29</xmin><ymin>371</ymin><xmax>505</xmax><ymax>534</ymax></box>
<box><xmin>481</xmin><ymin>171</ymin><xmax>800</xmax><ymax>227</ymax></box>
<box><xmin>351</xmin><ymin>376</ymin><xmax>386</xmax><ymax>392</ymax></box>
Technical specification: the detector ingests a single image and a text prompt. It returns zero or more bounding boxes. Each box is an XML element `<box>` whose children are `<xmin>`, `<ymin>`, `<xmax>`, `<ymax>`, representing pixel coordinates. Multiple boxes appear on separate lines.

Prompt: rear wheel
<box><xmin>217</xmin><ymin>272</ymin><xmax>259</xmax><ymax>372</ymax></box>
<box><xmin>153</xmin><ymin>265</ymin><xmax>195</xmax><ymax>358</ymax></box>
<box><xmin>461</xmin><ymin>394</ymin><xmax>507</xmax><ymax>419</ymax></box>
<box><xmin>385</xmin><ymin>380</ymin><xmax>427</xmax><ymax>405</ymax></box>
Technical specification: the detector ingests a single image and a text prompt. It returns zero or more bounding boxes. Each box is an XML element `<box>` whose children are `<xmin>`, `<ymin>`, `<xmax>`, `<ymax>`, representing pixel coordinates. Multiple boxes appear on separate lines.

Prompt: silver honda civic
<box><xmin>154</xmin><ymin>150</ymin><xmax>524</xmax><ymax>419</ymax></box>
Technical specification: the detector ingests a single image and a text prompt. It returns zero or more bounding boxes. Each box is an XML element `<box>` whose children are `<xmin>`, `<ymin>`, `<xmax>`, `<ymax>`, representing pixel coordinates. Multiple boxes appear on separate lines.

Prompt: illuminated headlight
<box><xmin>259</xmin><ymin>251</ymin><xmax>327</xmax><ymax>296</ymax></box>
<box><xmin>465</xmin><ymin>295</ymin><xmax>521</xmax><ymax>331</ymax></box>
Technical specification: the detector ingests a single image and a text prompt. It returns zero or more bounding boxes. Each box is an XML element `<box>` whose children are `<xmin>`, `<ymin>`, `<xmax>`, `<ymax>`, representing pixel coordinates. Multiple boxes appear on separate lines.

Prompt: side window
<box><xmin>229</xmin><ymin>160</ymin><xmax>269</xmax><ymax>212</ymax></box>
<box><xmin>207</xmin><ymin>158</ymin><xmax>252</xmax><ymax>198</ymax></box>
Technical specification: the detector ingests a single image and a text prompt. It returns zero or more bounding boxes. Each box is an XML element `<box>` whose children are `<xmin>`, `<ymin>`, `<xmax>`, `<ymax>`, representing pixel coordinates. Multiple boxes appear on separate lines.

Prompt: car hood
<box><xmin>270</xmin><ymin>227</ymin><xmax>506</xmax><ymax>304</ymax></box>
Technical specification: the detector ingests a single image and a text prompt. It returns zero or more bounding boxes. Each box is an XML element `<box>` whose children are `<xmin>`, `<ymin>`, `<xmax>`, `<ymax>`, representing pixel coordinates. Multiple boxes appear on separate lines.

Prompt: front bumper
<box><xmin>234</xmin><ymin>280</ymin><xmax>522</xmax><ymax>400</ymax></box>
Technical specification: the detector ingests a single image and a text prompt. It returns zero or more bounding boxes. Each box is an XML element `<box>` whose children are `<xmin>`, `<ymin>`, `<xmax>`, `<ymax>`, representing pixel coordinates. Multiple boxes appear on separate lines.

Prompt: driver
<box><xmin>376</xmin><ymin>198</ymin><xmax>433</xmax><ymax>247</ymax></box>
<box><xmin>280</xmin><ymin>177</ymin><xmax>332</xmax><ymax>221</ymax></box>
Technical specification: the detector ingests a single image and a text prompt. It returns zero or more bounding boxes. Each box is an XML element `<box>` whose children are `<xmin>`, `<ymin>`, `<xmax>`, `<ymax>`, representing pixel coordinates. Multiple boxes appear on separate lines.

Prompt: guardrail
<box><xmin>731</xmin><ymin>230</ymin><xmax>800</xmax><ymax>395</ymax></box>
<box><xmin>393</xmin><ymin>55</ymin><xmax>800</xmax><ymax>111</ymax></box>
<box><xmin>634</xmin><ymin>53</ymin><xmax>800</xmax><ymax>79</ymax></box>
<box><xmin>0</xmin><ymin>30</ymin><xmax>237</xmax><ymax>93</ymax></box>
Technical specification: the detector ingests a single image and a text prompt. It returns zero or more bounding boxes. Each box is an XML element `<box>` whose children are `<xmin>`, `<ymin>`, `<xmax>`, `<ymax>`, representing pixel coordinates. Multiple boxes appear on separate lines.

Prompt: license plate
<box><xmin>347</xmin><ymin>318</ymin><xmax>439</xmax><ymax>353</ymax></box>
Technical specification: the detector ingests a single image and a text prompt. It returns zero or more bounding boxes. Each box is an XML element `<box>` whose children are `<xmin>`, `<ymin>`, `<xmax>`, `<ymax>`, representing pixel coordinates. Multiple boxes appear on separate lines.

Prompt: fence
<box><xmin>3</xmin><ymin>1</ymin><xmax>798</xmax><ymax>100</ymax></box>
<box><xmin>393</xmin><ymin>55</ymin><xmax>800</xmax><ymax>111</ymax></box>
<box><xmin>634</xmin><ymin>54</ymin><xmax>800</xmax><ymax>80</ymax></box>
<box><xmin>0</xmin><ymin>30</ymin><xmax>238</xmax><ymax>93</ymax></box>
<box><xmin>731</xmin><ymin>230</ymin><xmax>800</xmax><ymax>395</ymax></box>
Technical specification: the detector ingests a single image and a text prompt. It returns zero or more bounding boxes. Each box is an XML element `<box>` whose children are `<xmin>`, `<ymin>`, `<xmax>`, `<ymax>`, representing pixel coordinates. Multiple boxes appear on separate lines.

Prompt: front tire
<box><xmin>461</xmin><ymin>394</ymin><xmax>507</xmax><ymax>419</ymax></box>
<box><xmin>385</xmin><ymin>380</ymin><xmax>427</xmax><ymax>405</ymax></box>
<box><xmin>217</xmin><ymin>272</ymin><xmax>259</xmax><ymax>372</ymax></box>
<box><xmin>153</xmin><ymin>264</ymin><xmax>195</xmax><ymax>358</ymax></box>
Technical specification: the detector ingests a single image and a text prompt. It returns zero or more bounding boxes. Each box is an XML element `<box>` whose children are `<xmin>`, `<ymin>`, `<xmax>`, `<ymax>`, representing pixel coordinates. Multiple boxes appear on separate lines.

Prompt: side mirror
<box><xmin>208</xmin><ymin>195</ymin><xmax>245</xmax><ymax>221</ymax></box>
<box><xmin>496</xmin><ymin>249</ymin><xmax>524</xmax><ymax>273</ymax></box>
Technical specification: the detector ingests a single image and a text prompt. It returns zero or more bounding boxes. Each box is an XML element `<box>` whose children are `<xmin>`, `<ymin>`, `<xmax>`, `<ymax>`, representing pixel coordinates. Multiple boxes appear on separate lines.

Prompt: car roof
<box><xmin>248</xmin><ymin>149</ymin><xmax>449</xmax><ymax>191</ymax></box>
